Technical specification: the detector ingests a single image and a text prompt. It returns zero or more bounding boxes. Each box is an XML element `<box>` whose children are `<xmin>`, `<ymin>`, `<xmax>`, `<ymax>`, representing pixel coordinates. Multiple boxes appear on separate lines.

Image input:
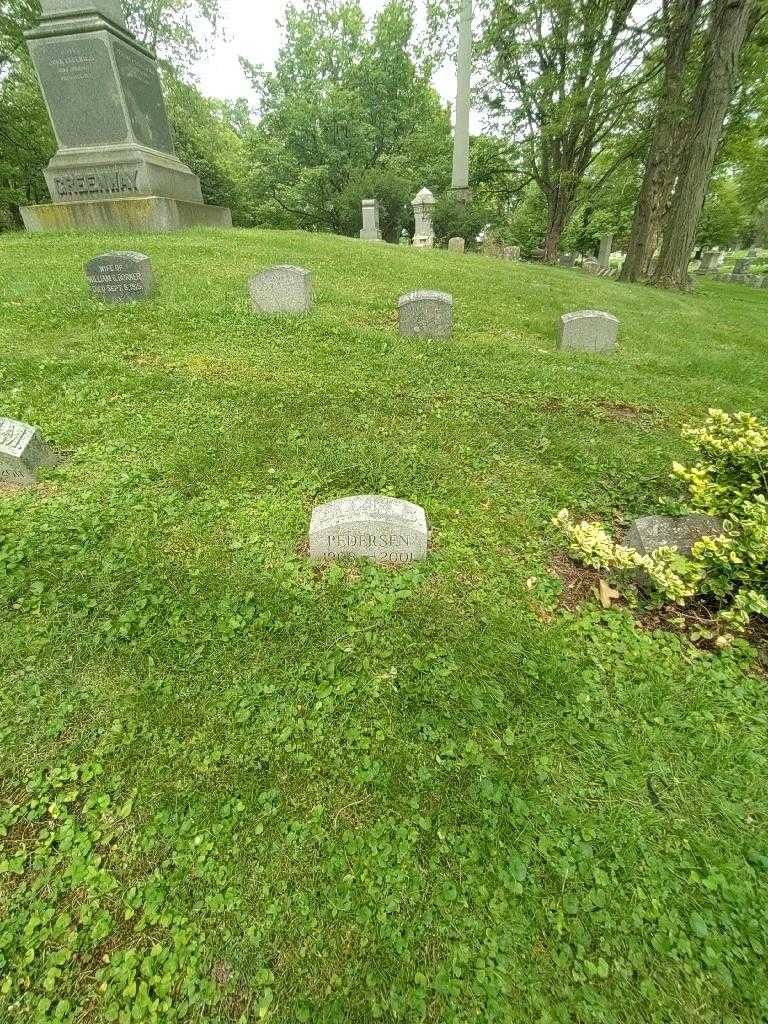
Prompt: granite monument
<box><xmin>85</xmin><ymin>251</ymin><xmax>153</xmax><ymax>302</ymax></box>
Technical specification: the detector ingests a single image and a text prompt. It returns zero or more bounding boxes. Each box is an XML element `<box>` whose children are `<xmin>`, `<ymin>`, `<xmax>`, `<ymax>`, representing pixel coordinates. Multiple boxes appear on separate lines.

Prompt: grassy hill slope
<box><xmin>0</xmin><ymin>228</ymin><xmax>767</xmax><ymax>1024</ymax></box>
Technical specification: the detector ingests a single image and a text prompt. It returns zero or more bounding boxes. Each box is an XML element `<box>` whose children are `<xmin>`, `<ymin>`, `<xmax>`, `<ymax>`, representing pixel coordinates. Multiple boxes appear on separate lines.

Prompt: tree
<box><xmin>125</xmin><ymin>0</ymin><xmax>221</xmax><ymax>69</ymax></box>
<box><xmin>241</xmin><ymin>0</ymin><xmax>452</xmax><ymax>234</ymax></box>
<box><xmin>620</xmin><ymin>0</ymin><xmax>703</xmax><ymax>283</ymax></box>
<box><xmin>653</xmin><ymin>0</ymin><xmax>757</xmax><ymax>289</ymax></box>
<box><xmin>481</xmin><ymin>0</ymin><xmax>647</xmax><ymax>261</ymax></box>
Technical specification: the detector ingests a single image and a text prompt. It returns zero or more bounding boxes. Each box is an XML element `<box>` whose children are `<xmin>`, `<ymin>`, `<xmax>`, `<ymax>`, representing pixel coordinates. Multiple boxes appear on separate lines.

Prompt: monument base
<box><xmin>20</xmin><ymin>196</ymin><xmax>233</xmax><ymax>233</ymax></box>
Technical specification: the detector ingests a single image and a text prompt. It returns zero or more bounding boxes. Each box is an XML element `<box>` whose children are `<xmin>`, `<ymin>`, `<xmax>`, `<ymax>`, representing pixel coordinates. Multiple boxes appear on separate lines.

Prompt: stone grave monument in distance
<box><xmin>20</xmin><ymin>0</ymin><xmax>232</xmax><ymax>233</ymax></box>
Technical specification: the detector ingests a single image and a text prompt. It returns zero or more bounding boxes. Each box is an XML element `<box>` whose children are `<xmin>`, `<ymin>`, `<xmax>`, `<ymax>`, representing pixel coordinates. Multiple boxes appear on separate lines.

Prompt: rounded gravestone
<box><xmin>398</xmin><ymin>291</ymin><xmax>453</xmax><ymax>340</ymax></box>
<box><xmin>249</xmin><ymin>265</ymin><xmax>312</xmax><ymax>314</ymax></box>
<box><xmin>557</xmin><ymin>310</ymin><xmax>618</xmax><ymax>353</ymax></box>
<box><xmin>309</xmin><ymin>495</ymin><xmax>428</xmax><ymax>565</ymax></box>
<box><xmin>448</xmin><ymin>237</ymin><xmax>466</xmax><ymax>253</ymax></box>
<box><xmin>85</xmin><ymin>251</ymin><xmax>153</xmax><ymax>304</ymax></box>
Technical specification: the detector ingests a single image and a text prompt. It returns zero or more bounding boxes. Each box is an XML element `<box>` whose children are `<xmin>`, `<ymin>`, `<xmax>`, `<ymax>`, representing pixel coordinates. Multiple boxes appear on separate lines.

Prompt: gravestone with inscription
<box><xmin>85</xmin><ymin>251</ymin><xmax>153</xmax><ymax>303</ymax></box>
<box><xmin>309</xmin><ymin>496</ymin><xmax>428</xmax><ymax>564</ymax></box>
<box><xmin>249</xmin><ymin>266</ymin><xmax>313</xmax><ymax>315</ymax></box>
<box><xmin>0</xmin><ymin>417</ymin><xmax>58</xmax><ymax>486</ymax></box>
<box><xmin>20</xmin><ymin>0</ymin><xmax>231</xmax><ymax>232</ymax></box>
<box><xmin>558</xmin><ymin>310</ymin><xmax>619</xmax><ymax>353</ymax></box>
<box><xmin>448</xmin><ymin>237</ymin><xmax>466</xmax><ymax>253</ymax></box>
<box><xmin>398</xmin><ymin>291</ymin><xmax>453</xmax><ymax>340</ymax></box>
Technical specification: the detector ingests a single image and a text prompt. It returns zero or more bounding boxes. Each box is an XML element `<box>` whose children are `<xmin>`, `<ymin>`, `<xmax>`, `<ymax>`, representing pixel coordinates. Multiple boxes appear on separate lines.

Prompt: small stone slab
<box><xmin>448</xmin><ymin>237</ymin><xmax>465</xmax><ymax>253</ymax></box>
<box><xmin>249</xmin><ymin>265</ymin><xmax>312</xmax><ymax>314</ymax></box>
<box><xmin>624</xmin><ymin>515</ymin><xmax>723</xmax><ymax>558</ymax></box>
<box><xmin>85</xmin><ymin>251</ymin><xmax>153</xmax><ymax>304</ymax></box>
<box><xmin>309</xmin><ymin>495</ymin><xmax>428</xmax><ymax>564</ymax></box>
<box><xmin>557</xmin><ymin>310</ymin><xmax>618</xmax><ymax>353</ymax></box>
<box><xmin>398</xmin><ymin>291</ymin><xmax>453</xmax><ymax>340</ymax></box>
<box><xmin>0</xmin><ymin>416</ymin><xmax>57</xmax><ymax>486</ymax></box>
<box><xmin>558</xmin><ymin>253</ymin><xmax>575</xmax><ymax>268</ymax></box>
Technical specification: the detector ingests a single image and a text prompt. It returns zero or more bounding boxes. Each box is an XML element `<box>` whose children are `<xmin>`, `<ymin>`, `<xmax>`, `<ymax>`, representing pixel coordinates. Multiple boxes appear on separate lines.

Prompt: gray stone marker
<box><xmin>624</xmin><ymin>515</ymin><xmax>723</xmax><ymax>558</ymax></box>
<box><xmin>448</xmin><ymin>237</ymin><xmax>466</xmax><ymax>253</ymax></box>
<box><xmin>696</xmin><ymin>250</ymin><xmax>718</xmax><ymax>274</ymax></box>
<box><xmin>582</xmin><ymin>258</ymin><xmax>598</xmax><ymax>275</ymax></box>
<box><xmin>360</xmin><ymin>199</ymin><xmax>382</xmax><ymax>242</ymax></box>
<box><xmin>504</xmin><ymin>245</ymin><xmax>520</xmax><ymax>261</ymax></box>
<box><xmin>0</xmin><ymin>417</ymin><xmax>58</xmax><ymax>485</ymax></box>
<box><xmin>598</xmin><ymin>233</ymin><xmax>613</xmax><ymax>269</ymax></box>
<box><xmin>20</xmin><ymin>0</ymin><xmax>231</xmax><ymax>232</ymax></box>
<box><xmin>249</xmin><ymin>266</ymin><xmax>312</xmax><ymax>315</ymax></box>
<box><xmin>309</xmin><ymin>495</ymin><xmax>428</xmax><ymax>564</ymax></box>
<box><xmin>85</xmin><ymin>251</ymin><xmax>153</xmax><ymax>303</ymax></box>
<box><xmin>412</xmin><ymin>188</ymin><xmax>436</xmax><ymax>248</ymax></box>
<box><xmin>398</xmin><ymin>291</ymin><xmax>453</xmax><ymax>340</ymax></box>
<box><xmin>557</xmin><ymin>310</ymin><xmax>619</xmax><ymax>353</ymax></box>
<box><xmin>558</xmin><ymin>253</ymin><xmax>575</xmax><ymax>268</ymax></box>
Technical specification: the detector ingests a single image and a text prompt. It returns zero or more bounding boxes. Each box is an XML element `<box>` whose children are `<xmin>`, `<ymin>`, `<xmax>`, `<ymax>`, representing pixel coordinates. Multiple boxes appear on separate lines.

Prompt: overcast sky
<box><xmin>192</xmin><ymin>0</ymin><xmax>480</xmax><ymax>129</ymax></box>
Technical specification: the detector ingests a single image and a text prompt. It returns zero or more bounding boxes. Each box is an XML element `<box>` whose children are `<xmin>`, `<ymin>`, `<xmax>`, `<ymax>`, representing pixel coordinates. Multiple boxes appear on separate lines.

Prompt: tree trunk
<box><xmin>620</xmin><ymin>0</ymin><xmax>702</xmax><ymax>283</ymax></box>
<box><xmin>653</xmin><ymin>0</ymin><xmax>755</xmax><ymax>289</ymax></box>
<box><xmin>543</xmin><ymin>185</ymin><xmax>572</xmax><ymax>262</ymax></box>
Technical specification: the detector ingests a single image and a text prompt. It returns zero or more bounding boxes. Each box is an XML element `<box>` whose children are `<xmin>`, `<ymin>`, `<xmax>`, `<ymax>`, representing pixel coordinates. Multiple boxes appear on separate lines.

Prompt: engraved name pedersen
<box><xmin>309</xmin><ymin>495</ymin><xmax>428</xmax><ymax>564</ymax></box>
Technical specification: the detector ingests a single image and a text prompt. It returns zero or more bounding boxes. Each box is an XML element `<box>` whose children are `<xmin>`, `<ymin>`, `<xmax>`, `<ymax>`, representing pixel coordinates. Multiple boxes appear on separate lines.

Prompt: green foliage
<box><xmin>432</xmin><ymin>193</ymin><xmax>493</xmax><ymax>248</ymax></box>
<box><xmin>241</xmin><ymin>0</ymin><xmax>452</xmax><ymax>232</ymax></box>
<box><xmin>557</xmin><ymin>410</ymin><xmax>768</xmax><ymax>633</ymax></box>
<box><xmin>698</xmin><ymin>177</ymin><xmax>747</xmax><ymax>248</ymax></box>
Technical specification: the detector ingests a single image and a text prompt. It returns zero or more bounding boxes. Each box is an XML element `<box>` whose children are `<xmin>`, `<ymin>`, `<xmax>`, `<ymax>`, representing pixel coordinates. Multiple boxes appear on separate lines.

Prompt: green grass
<box><xmin>0</xmin><ymin>227</ymin><xmax>767</xmax><ymax>1024</ymax></box>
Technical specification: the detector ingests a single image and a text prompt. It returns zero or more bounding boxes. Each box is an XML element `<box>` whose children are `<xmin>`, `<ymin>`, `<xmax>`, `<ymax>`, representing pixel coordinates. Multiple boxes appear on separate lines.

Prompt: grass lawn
<box><xmin>0</xmin><ymin>227</ymin><xmax>767</xmax><ymax>1024</ymax></box>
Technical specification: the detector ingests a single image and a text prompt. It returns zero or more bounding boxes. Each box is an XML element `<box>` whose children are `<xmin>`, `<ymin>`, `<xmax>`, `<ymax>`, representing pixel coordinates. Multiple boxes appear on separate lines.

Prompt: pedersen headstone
<box><xmin>360</xmin><ymin>199</ymin><xmax>383</xmax><ymax>242</ymax></box>
<box><xmin>398</xmin><ymin>291</ymin><xmax>453</xmax><ymax>340</ymax></box>
<box><xmin>624</xmin><ymin>515</ymin><xmax>723</xmax><ymax>558</ymax></box>
<box><xmin>85</xmin><ymin>251</ymin><xmax>153</xmax><ymax>302</ymax></box>
<box><xmin>249</xmin><ymin>266</ymin><xmax>312</xmax><ymax>315</ymax></box>
<box><xmin>448</xmin><ymin>237</ymin><xmax>466</xmax><ymax>253</ymax></box>
<box><xmin>558</xmin><ymin>310</ymin><xmax>618</xmax><ymax>353</ymax></box>
<box><xmin>0</xmin><ymin>417</ymin><xmax>58</xmax><ymax>485</ymax></box>
<box><xmin>20</xmin><ymin>0</ymin><xmax>231</xmax><ymax>232</ymax></box>
<box><xmin>309</xmin><ymin>495</ymin><xmax>428</xmax><ymax>564</ymax></box>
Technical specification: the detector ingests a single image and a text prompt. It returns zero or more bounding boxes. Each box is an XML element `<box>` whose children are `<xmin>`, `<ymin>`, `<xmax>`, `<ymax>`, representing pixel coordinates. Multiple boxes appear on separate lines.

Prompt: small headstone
<box><xmin>582</xmin><ymin>258</ymin><xmax>598</xmax><ymax>275</ymax></box>
<box><xmin>557</xmin><ymin>310</ymin><xmax>618</xmax><ymax>353</ymax></box>
<box><xmin>503</xmin><ymin>245</ymin><xmax>520</xmax><ymax>261</ymax></box>
<box><xmin>0</xmin><ymin>416</ymin><xmax>58</xmax><ymax>486</ymax></box>
<box><xmin>85</xmin><ymin>251</ymin><xmax>153</xmax><ymax>304</ymax></box>
<box><xmin>624</xmin><ymin>515</ymin><xmax>723</xmax><ymax>558</ymax></box>
<box><xmin>309</xmin><ymin>495</ymin><xmax>428</xmax><ymax>564</ymax></box>
<box><xmin>448</xmin><ymin>237</ymin><xmax>466</xmax><ymax>253</ymax></box>
<box><xmin>360</xmin><ymin>199</ymin><xmax>383</xmax><ymax>242</ymax></box>
<box><xmin>696</xmin><ymin>250</ymin><xmax>718</xmax><ymax>274</ymax></box>
<box><xmin>400</xmin><ymin>229</ymin><xmax>411</xmax><ymax>246</ymax></box>
<box><xmin>558</xmin><ymin>253</ymin><xmax>575</xmax><ymax>268</ymax></box>
<box><xmin>398</xmin><ymin>291</ymin><xmax>453</xmax><ymax>340</ymax></box>
<box><xmin>249</xmin><ymin>266</ymin><xmax>312</xmax><ymax>314</ymax></box>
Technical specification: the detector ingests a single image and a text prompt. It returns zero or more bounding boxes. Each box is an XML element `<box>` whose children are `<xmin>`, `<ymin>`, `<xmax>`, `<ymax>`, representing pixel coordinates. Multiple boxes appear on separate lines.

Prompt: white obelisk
<box><xmin>451</xmin><ymin>0</ymin><xmax>472</xmax><ymax>199</ymax></box>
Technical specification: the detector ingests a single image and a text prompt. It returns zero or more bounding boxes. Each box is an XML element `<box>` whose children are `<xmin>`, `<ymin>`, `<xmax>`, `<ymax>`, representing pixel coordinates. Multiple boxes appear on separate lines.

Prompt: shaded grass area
<box><xmin>0</xmin><ymin>228</ymin><xmax>766</xmax><ymax>1023</ymax></box>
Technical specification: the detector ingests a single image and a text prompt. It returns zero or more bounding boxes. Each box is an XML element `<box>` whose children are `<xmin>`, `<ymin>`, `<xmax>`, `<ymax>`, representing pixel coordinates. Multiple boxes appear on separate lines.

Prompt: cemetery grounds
<box><xmin>0</xmin><ymin>227</ymin><xmax>767</xmax><ymax>1023</ymax></box>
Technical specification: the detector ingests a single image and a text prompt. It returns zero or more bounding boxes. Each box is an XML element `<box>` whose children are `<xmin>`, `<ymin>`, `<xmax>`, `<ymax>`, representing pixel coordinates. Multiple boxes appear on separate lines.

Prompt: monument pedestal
<box><xmin>21</xmin><ymin>196</ymin><xmax>233</xmax><ymax>233</ymax></box>
<box><xmin>22</xmin><ymin>0</ymin><xmax>231</xmax><ymax>233</ymax></box>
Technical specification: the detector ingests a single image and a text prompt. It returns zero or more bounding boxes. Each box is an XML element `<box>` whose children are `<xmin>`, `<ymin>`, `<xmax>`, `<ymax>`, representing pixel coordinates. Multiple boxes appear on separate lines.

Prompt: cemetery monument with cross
<box><xmin>20</xmin><ymin>0</ymin><xmax>232</xmax><ymax>232</ymax></box>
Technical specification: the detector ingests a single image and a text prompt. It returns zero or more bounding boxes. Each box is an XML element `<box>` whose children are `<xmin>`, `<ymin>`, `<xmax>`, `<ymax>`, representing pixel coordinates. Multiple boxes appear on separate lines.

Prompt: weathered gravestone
<box><xmin>582</xmin><ymin>258</ymin><xmax>599</xmax><ymax>275</ymax></box>
<box><xmin>448</xmin><ymin>237</ymin><xmax>466</xmax><ymax>253</ymax></box>
<box><xmin>249</xmin><ymin>266</ymin><xmax>312</xmax><ymax>315</ymax></box>
<box><xmin>733</xmin><ymin>257</ymin><xmax>753</xmax><ymax>274</ymax></box>
<box><xmin>696</xmin><ymin>250</ymin><xmax>718</xmax><ymax>274</ymax></box>
<box><xmin>0</xmin><ymin>417</ymin><xmax>58</xmax><ymax>485</ymax></box>
<box><xmin>309</xmin><ymin>495</ymin><xmax>428</xmax><ymax>564</ymax></box>
<box><xmin>412</xmin><ymin>188</ymin><xmax>436</xmax><ymax>248</ymax></box>
<box><xmin>504</xmin><ymin>245</ymin><xmax>521</xmax><ymax>261</ymax></box>
<box><xmin>20</xmin><ymin>0</ymin><xmax>231</xmax><ymax>232</ymax></box>
<box><xmin>360</xmin><ymin>199</ymin><xmax>383</xmax><ymax>242</ymax></box>
<box><xmin>624</xmin><ymin>515</ymin><xmax>723</xmax><ymax>558</ymax></box>
<box><xmin>398</xmin><ymin>291</ymin><xmax>453</xmax><ymax>340</ymax></box>
<box><xmin>557</xmin><ymin>310</ymin><xmax>619</xmax><ymax>353</ymax></box>
<box><xmin>558</xmin><ymin>253</ymin><xmax>575</xmax><ymax>268</ymax></box>
<box><xmin>85</xmin><ymin>251</ymin><xmax>153</xmax><ymax>302</ymax></box>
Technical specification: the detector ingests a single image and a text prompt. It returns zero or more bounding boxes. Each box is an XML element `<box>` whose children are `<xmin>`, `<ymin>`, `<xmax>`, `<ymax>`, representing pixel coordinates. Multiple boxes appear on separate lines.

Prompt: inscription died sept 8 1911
<box><xmin>85</xmin><ymin>251</ymin><xmax>153</xmax><ymax>303</ymax></box>
<box><xmin>309</xmin><ymin>495</ymin><xmax>429</xmax><ymax>564</ymax></box>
